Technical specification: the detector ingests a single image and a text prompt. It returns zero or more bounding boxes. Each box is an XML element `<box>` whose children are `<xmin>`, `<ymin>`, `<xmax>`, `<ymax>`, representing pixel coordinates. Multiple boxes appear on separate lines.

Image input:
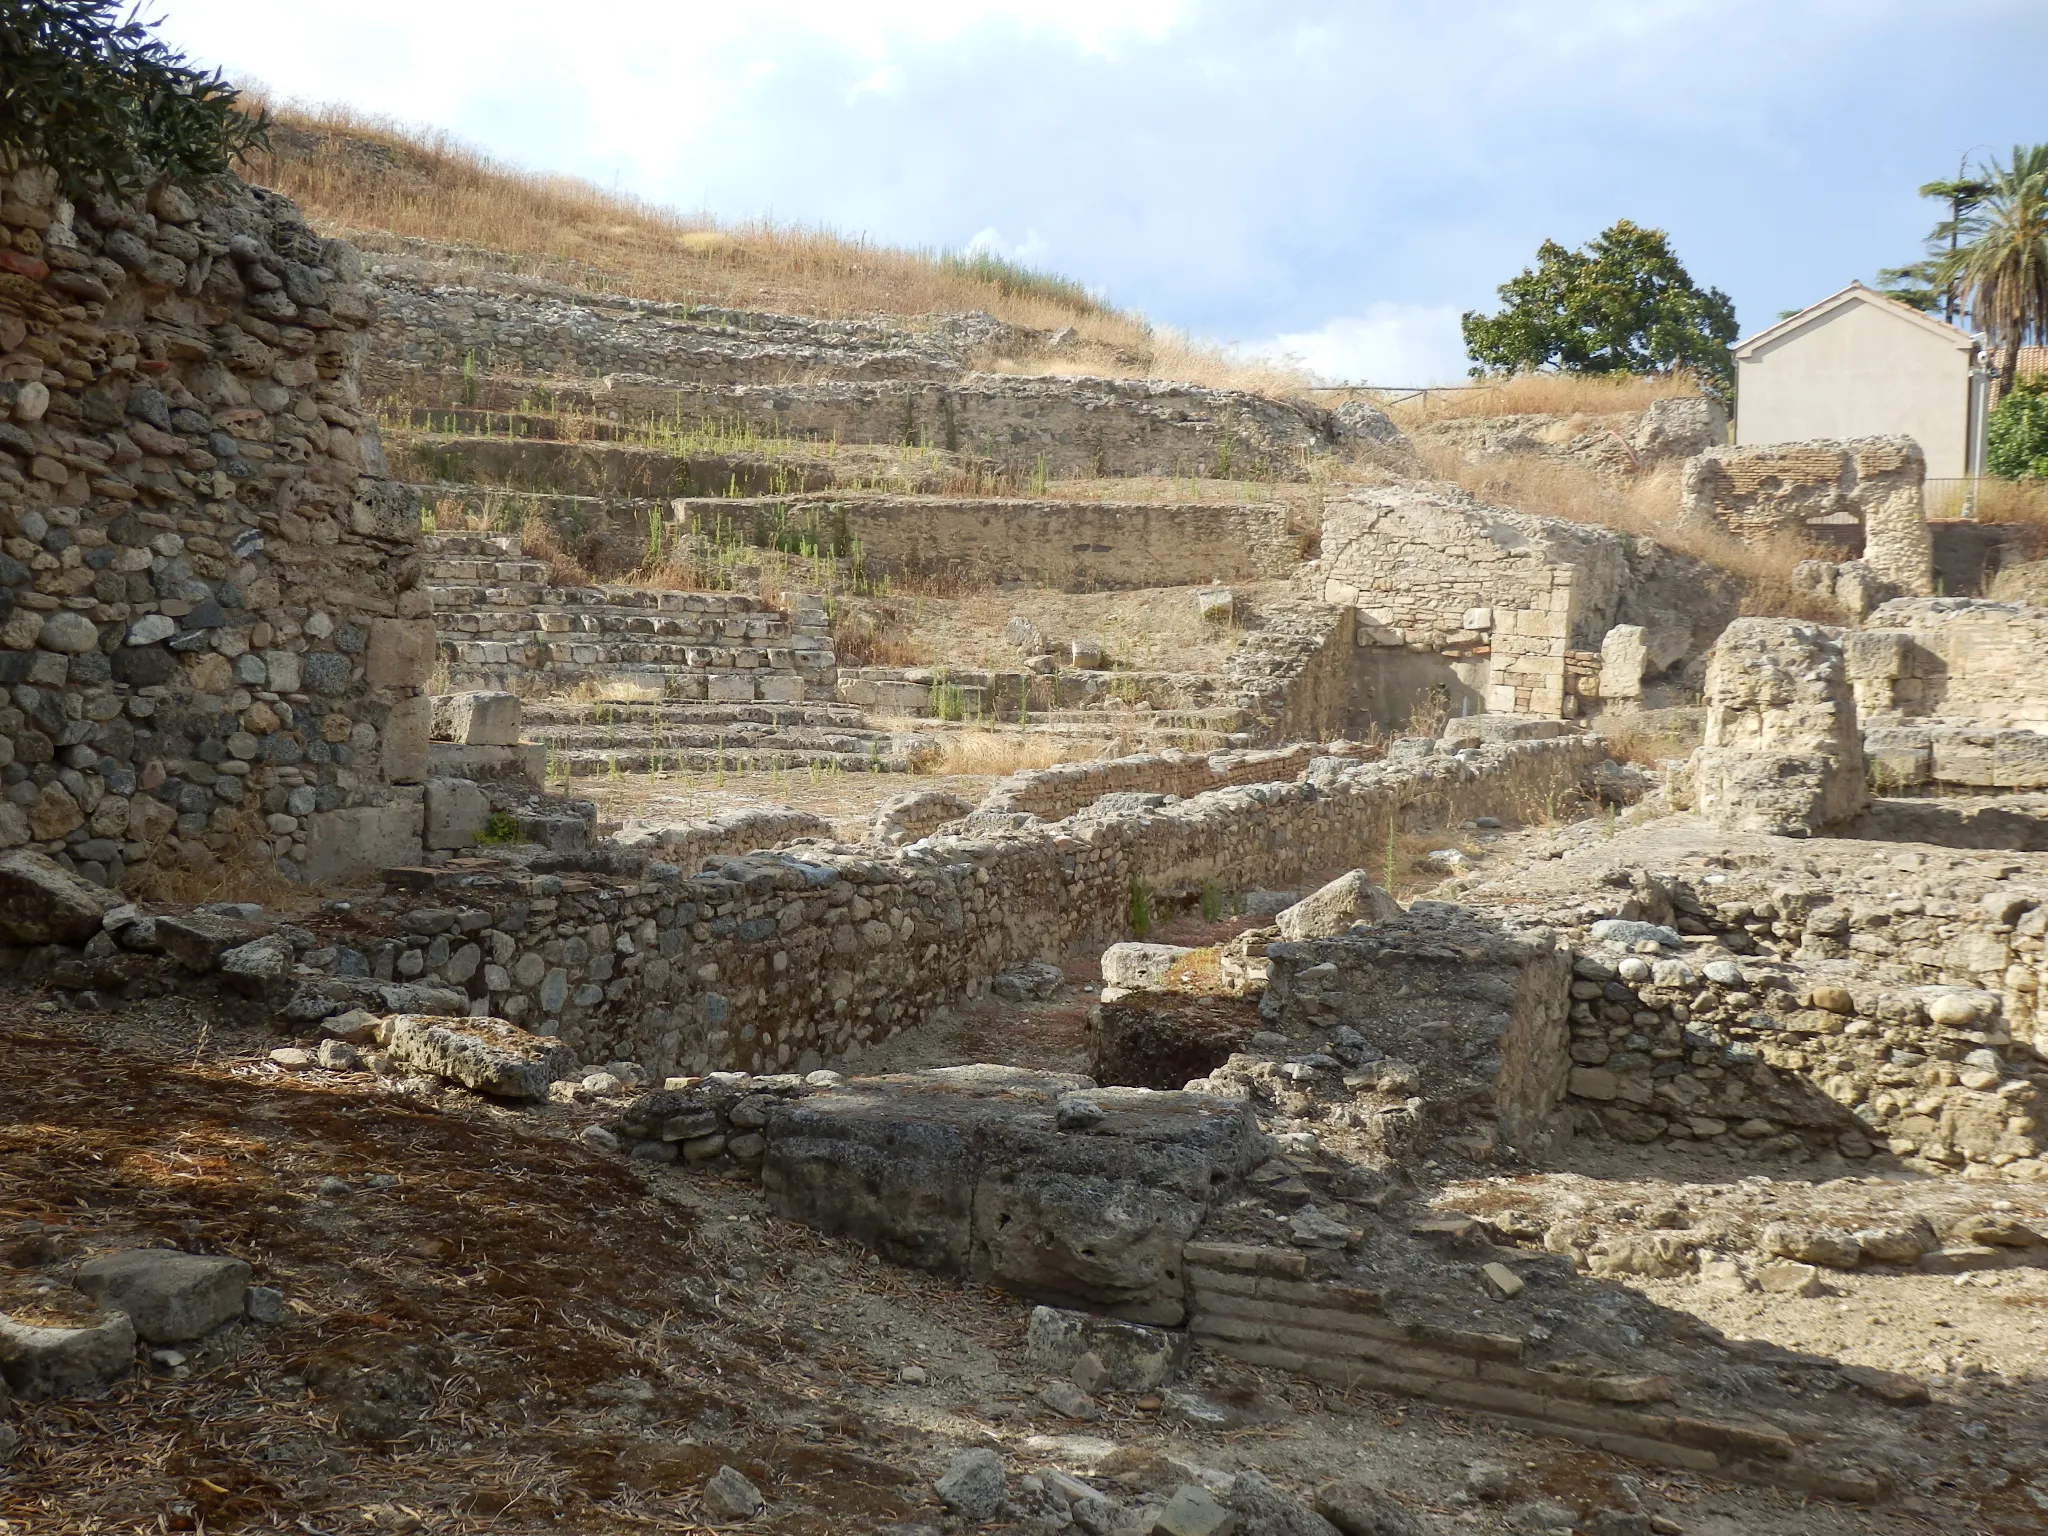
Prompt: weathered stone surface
<box><xmin>0</xmin><ymin>1312</ymin><xmax>134</xmax><ymax>1399</ymax></box>
<box><xmin>1227</xmin><ymin>1469</ymin><xmax>1340</xmax><ymax>1536</ymax></box>
<box><xmin>218</xmin><ymin>935</ymin><xmax>296</xmax><ymax>1000</ymax></box>
<box><xmin>382</xmin><ymin>1015</ymin><xmax>567</xmax><ymax>1099</ymax></box>
<box><xmin>1313</xmin><ymin>1481</ymin><xmax>1421</xmax><ymax>1536</ymax></box>
<box><xmin>934</xmin><ymin>1449</ymin><xmax>1006</xmax><ymax>1520</ymax></box>
<box><xmin>1025</xmin><ymin>1305</ymin><xmax>1188</xmax><ymax>1391</ymax></box>
<box><xmin>1759</xmin><ymin>1222</ymin><xmax>1861</xmax><ymax>1270</ymax></box>
<box><xmin>74</xmin><ymin>1250</ymin><xmax>252</xmax><ymax>1344</ymax></box>
<box><xmin>432</xmin><ymin>691</ymin><xmax>521</xmax><ymax>747</ymax></box>
<box><xmin>1156</xmin><ymin>1484</ymin><xmax>1237</xmax><ymax>1536</ymax></box>
<box><xmin>152</xmin><ymin>913</ymin><xmax>272</xmax><ymax>974</ymax></box>
<box><xmin>1274</xmin><ymin>870</ymin><xmax>1402</xmax><ymax>940</ymax></box>
<box><xmin>300</xmin><ymin>801</ymin><xmax>426</xmax><ymax>885</ymax></box>
<box><xmin>0</xmin><ymin>851</ymin><xmax>119</xmax><ymax>942</ymax></box>
<box><xmin>424</xmin><ymin>777</ymin><xmax>490</xmax><ymax>850</ymax></box>
<box><xmin>869</xmin><ymin>788</ymin><xmax>973</xmax><ymax>847</ymax></box>
<box><xmin>761</xmin><ymin>1067</ymin><xmax>1259</xmax><ymax>1323</ymax></box>
<box><xmin>701</xmin><ymin>1465</ymin><xmax>765</xmax><ymax>1520</ymax></box>
<box><xmin>1689</xmin><ymin>618</ymin><xmax>1866</xmax><ymax>836</ymax></box>
<box><xmin>1100</xmin><ymin>942</ymin><xmax>1195</xmax><ymax>992</ymax></box>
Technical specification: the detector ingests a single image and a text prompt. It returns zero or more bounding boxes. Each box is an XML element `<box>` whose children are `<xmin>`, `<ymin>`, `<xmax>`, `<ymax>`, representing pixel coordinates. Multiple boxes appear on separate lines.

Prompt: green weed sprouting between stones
<box><xmin>476</xmin><ymin>811</ymin><xmax>521</xmax><ymax>845</ymax></box>
<box><xmin>1200</xmin><ymin>879</ymin><xmax>1223</xmax><ymax>922</ymax></box>
<box><xmin>1129</xmin><ymin>876</ymin><xmax>1156</xmax><ymax>939</ymax></box>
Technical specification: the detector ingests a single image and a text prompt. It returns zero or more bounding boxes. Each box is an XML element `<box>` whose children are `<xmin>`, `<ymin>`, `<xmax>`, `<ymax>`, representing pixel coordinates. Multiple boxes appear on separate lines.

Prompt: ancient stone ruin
<box><xmin>6</xmin><ymin>152</ymin><xmax>2048</xmax><ymax>1536</ymax></box>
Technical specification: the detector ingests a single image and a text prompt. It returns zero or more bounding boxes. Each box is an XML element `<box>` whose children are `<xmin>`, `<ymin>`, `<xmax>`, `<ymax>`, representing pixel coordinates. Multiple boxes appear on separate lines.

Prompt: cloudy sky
<box><xmin>155</xmin><ymin>0</ymin><xmax>2047</xmax><ymax>384</ymax></box>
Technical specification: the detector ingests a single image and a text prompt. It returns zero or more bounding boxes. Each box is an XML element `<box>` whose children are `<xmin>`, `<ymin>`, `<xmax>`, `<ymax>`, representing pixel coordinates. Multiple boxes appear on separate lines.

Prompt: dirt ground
<box><xmin>1</xmin><ymin>985</ymin><xmax>2003</xmax><ymax>1536</ymax></box>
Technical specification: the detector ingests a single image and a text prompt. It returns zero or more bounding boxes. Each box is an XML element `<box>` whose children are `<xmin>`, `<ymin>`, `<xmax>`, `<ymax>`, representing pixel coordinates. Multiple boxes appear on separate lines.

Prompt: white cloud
<box><xmin>1267</xmin><ymin>305</ymin><xmax>1469</xmax><ymax>387</ymax></box>
<box><xmin>964</xmin><ymin>227</ymin><xmax>1055</xmax><ymax>265</ymax></box>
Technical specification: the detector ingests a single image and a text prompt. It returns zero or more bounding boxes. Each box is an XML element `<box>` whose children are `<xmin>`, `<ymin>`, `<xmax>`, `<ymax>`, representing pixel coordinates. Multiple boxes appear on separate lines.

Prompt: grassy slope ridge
<box><xmin>239</xmin><ymin>102</ymin><xmax>1304</xmax><ymax>395</ymax></box>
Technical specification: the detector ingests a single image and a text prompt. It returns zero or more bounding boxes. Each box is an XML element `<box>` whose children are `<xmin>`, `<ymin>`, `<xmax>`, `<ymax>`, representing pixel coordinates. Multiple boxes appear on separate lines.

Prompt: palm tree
<box><xmin>1940</xmin><ymin>144</ymin><xmax>2048</xmax><ymax>397</ymax></box>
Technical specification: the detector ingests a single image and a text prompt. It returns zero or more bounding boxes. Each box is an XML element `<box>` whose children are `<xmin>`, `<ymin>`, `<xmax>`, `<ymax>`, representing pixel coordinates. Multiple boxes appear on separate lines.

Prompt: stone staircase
<box><xmin>424</xmin><ymin>531</ymin><xmax>836</xmax><ymax>704</ymax></box>
<box><xmin>519</xmin><ymin>698</ymin><xmax>926</xmax><ymax>777</ymax></box>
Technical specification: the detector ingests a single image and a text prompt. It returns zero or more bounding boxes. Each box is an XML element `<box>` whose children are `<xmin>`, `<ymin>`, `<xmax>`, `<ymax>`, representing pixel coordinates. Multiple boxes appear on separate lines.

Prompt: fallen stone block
<box><xmin>0</xmin><ymin>850</ymin><xmax>121</xmax><ymax>943</ymax></box>
<box><xmin>1026</xmin><ymin>1305</ymin><xmax>1189</xmax><ymax>1391</ymax></box>
<box><xmin>0</xmin><ymin>1312</ymin><xmax>135</xmax><ymax>1400</ymax></box>
<box><xmin>935</xmin><ymin>1448</ymin><xmax>1007</xmax><ymax>1521</ymax></box>
<box><xmin>73</xmin><ymin>1250</ymin><xmax>252</xmax><ymax>1344</ymax></box>
<box><xmin>701</xmin><ymin>1465</ymin><xmax>765</xmax><ymax>1520</ymax></box>
<box><xmin>1313</xmin><ymin>1480</ymin><xmax>1422</xmax><ymax>1536</ymax></box>
<box><xmin>1156</xmin><ymin>1484</ymin><xmax>1236</xmax><ymax>1536</ymax></box>
<box><xmin>1275</xmin><ymin>871</ymin><xmax>1402</xmax><ymax>940</ymax></box>
<box><xmin>155</xmin><ymin>913</ymin><xmax>271</xmax><ymax>974</ymax></box>
<box><xmin>1100</xmin><ymin>942</ymin><xmax>1194</xmax><ymax>991</ymax></box>
<box><xmin>1227</xmin><ymin>1469</ymin><xmax>1338</xmax><ymax>1536</ymax></box>
<box><xmin>381</xmin><ymin>1015</ymin><xmax>567</xmax><ymax>1099</ymax></box>
<box><xmin>218</xmin><ymin>934</ymin><xmax>295</xmax><ymax>1000</ymax></box>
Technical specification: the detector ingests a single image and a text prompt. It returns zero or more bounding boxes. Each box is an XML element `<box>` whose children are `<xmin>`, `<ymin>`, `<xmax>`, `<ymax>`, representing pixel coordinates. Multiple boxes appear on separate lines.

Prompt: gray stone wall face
<box><xmin>0</xmin><ymin>167</ymin><xmax>425</xmax><ymax>887</ymax></box>
<box><xmin>300</xmin><ymin>738</ymin><xmax>1600</xmax><ymax>1081</ymax></box>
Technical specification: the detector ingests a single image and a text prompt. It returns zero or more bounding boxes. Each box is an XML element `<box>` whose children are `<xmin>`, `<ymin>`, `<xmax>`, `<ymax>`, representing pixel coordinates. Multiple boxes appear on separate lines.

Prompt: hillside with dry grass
<box><xmin>237</xmin><ymin>102</ymin><xmax>1303</xmax><ymax>395</ymax></box>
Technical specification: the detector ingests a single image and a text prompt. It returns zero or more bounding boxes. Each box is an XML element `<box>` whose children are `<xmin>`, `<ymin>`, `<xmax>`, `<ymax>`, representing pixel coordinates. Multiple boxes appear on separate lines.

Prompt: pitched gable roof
<box><xmin>1734</xmin><ymin>282</ymin><xmax>1979</xmax><ymax>362</ymax></box>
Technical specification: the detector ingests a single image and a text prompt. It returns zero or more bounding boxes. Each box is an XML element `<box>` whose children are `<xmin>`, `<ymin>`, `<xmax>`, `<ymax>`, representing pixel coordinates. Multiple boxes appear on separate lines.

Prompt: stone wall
<box><xmin>1318</xmin><ymin>485</ymin><xmax>1737</xmax><ymax>721</ymax></box>
<box><xmin>672</xmin><ymin>493</ymin><xmax>1308</xmax><ymax>592</ymax></box>
<box><xmin>0</xmin><ymin>165</ymin><xmax>426</xmax><ymax>889</ymax></box>
<box><xmin>1680</xmin><ymin>437</ymin><xmax>1933</xmax><ymax>595</ymax></box>
<box><xmin>978</xmin><ymin>743</ymin><xmax>1336</xmax><ymax>821</ymax></box>
<box><xmin>285</xmin><ymin>737</ymin><xmax>1602</xmax><ymax>1081</ymax></box>
<box><xmin>1847</xmin><ymin>597</ymin><xmax>2048</xmax><ymax>731</ymax></box>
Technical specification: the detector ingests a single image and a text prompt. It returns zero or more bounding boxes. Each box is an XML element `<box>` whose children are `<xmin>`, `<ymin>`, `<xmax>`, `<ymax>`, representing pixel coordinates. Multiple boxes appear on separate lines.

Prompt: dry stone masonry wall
<box><xmin>0</xmin><ymin>165</ymin><xmax>428</xmax><ymax>888</ymax></box>
<box><xmin>284</xmin><ymin>737</ymin><xmax>1601</xmax><ymax>1081</ymax></box>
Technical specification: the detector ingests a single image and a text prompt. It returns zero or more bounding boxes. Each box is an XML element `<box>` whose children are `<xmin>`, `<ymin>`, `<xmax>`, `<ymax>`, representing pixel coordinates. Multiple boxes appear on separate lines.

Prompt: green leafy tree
<box><xmin>1936</xmin><ymin>144</ymin><xmax>2048</xmax><ymax>396</ymax></box>
<box><xmin>0</xmin><ymin>1</ymin><xmax>266</xmax><ymax>197</ymax></box>
<box><xmin>1987</xmin><ymin>375</ymin><xmax>2048</xmax><ymax>479</ymax></box>
<box><xmin>1461</xmin><ymin>219</ymin><xmax>1738</xmax><ymax>394</ymax></box>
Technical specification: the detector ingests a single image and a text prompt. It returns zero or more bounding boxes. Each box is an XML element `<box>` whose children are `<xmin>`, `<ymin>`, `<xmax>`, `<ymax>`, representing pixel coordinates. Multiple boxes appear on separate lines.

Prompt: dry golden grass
<box><xmin>913</xmin><ymin>727</ymin><xmax>1105</xmax><ymax>777</ymax></box>
<box><xmin>1385</xmin><ymin>371</ymin><xmax>1701</xmax><ymax>425</ymax></box>
<box><xmin>1927</xmin><ymin>476</ymin><xmax>2048</xmax><ymax>525</ymax></box>
<box><xmin>517</xmin><ymin>515</ymin><xmax>595</xmax><ymax>587</ymax></box>
<box><xmin>1419</xmin><ymin>446</ymin><xmax>1838</xmax><ymax>622</ymax></box>
<box><xmin>238</xmin><ymin>102</ymin><xmax>1307</xmax><ymax>397</ymax></box>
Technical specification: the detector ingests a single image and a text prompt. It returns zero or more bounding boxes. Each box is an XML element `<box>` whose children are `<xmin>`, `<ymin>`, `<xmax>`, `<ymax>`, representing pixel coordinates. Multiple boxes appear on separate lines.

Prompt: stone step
<box><xmin>548</xmin><ymin>743</ymin><xmax>919</xmax><ymax>777</ymax></box>
<box><xmin>421</xmin><ymin>530</ymin><xmax>523</xmax><ymax>559</ymax></box>
<box><xmin>522</xmin><ymin>699</ymin><xmax>875</xmax><ymax>730</ymax></box>
<box><xmin>443</xmin><ymin>660</ymin><xmax>827</xmax><ymax>705</ymax></box>
<box><xmin>424</xmin><ymin>556</ymin><xmax>555</xmax><ymax>585</ymax></box>
<box><xmin>439</xmin><ymin>636</ymin><xmax>826</xmax><ymax>672</ymax></box>
<box><xmin>433</xmin><ymin>606</ymin><xmax>803</xmax><ymax>642</ymax></box>
<box><xmin>535</xmin><ymin>722</ymin><xmax>895</xmax><ymax>756</ymax></box>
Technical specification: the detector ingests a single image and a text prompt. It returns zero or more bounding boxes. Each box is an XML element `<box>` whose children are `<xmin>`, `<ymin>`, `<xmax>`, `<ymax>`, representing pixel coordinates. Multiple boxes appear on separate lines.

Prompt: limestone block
<box><xmin>1691</xmin><ymin>618</ymin><xmax>1865</xmax><ymax>835</ymax></box>
<box><xmin>428</xmin><ymin>741</ymin><xmax>546</xmax><ymax>786</ymax></box>
<box><xmin>425</xmin><ymin>777</ymin><xmax>490</xmax><ymax>850</ymax></box>
<box><xmin>365</xmin><ymin>617</ymin><xmax>437</xmax><ymax>688</ymax></box>
<box><xmin>0</xmin><ymin>850</ymin><xmax>121</xmax><ymax>942</ymax></box>
<box><xmin>301</xmin><ymin>800</ymin><xmax>425</xmax><ymax>885</ymax></box>
<box><xmin>0</xmin><ymin>1312</ymin><xmax>134</xmax><ymax>1400</ymax></box>
<box><xmin>383</xmin><ymin>1014</ymin><xmax>567</xmax><ymax>1098</ymax></box>
<box><xmin>1598</xmin><ymin>624</ymin><xmax>1647</xmax><ymax>699</ymax></box>
<box><xmin>1275</xmin><ymin>870</ymin><xmax>1402</xmax><ymax>939</ymax></box>
<box><xmin>382</xmin><ymin>693</ymin><xmax>433</xmax><ymax>784</ymax></box>
<box><xmin>432</xmin><ymin>691</ymin><xmax>520</xmax><ymax>746</ymax></box>
<box><xmin>1025</xmin><ymin>1304</ymin><xmax>1188</xmax><ymax>1391</ymax></box>
<box><xmin>1100</xmin><ymin>942</ymin><xmax>1194</xmax><ymax>991</ymax></box>
<box><xmin>73</xmin><ymin>1250</ymin><xmax>252</xmax><ymax>1344</ymax></box>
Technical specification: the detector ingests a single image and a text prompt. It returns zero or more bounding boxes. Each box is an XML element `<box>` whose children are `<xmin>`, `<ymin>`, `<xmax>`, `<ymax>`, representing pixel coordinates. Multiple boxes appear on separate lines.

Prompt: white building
<box><xmin>1734</xmin><ymin>283</ymin><xmax>1981</xmax><ymax>480</ymax></box>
